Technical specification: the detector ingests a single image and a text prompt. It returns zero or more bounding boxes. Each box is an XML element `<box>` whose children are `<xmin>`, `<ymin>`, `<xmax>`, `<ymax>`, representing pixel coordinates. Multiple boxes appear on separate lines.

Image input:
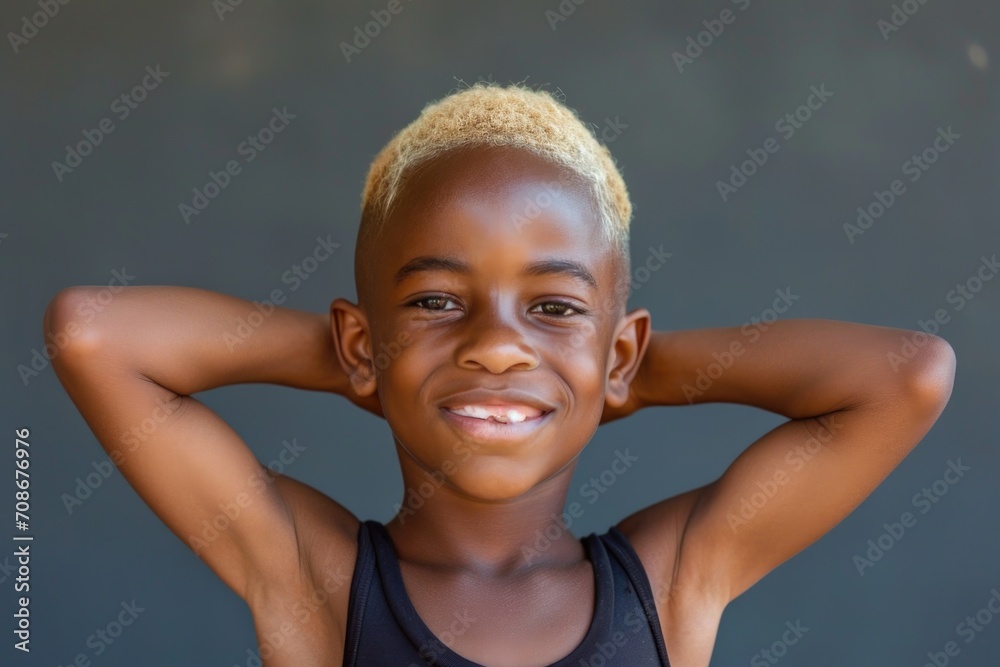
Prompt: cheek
<box><xmin>549</xmin><ymin>324</ymin><xmax>611</xmax><ymax>387</ymax></box>
<box><xmin>373</xmin><ymin>339</ymin><xmax>440</xmax><ymax>421</ymax></box>
<box><xmin>547</xmin><ymin>319</ymin><xmax>596</xmax><ymax>363</ymax></box>
<box><xmin>370</xmin><ymin>322</ymin><xmax>428</xmax><ymax>378</ymax></box>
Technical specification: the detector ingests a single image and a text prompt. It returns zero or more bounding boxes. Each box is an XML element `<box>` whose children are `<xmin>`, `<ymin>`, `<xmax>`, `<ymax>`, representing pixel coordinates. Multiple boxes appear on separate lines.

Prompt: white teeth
<box><xmin>448</xmin><ymin>405</ymin><xmax>534</xmax><ymax>423</ymax></box>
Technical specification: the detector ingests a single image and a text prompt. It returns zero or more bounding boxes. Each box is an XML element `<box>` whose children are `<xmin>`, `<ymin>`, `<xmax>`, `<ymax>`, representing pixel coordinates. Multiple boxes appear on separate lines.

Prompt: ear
<box><xmin>330</xmin><ymin>297</ymin><xmax>377</xmax><ymax>398</ymax></box>
<box><xmin>605</xmin><ymin>307</ymin><xmax>652</xmax><ymax>409</ymax></box>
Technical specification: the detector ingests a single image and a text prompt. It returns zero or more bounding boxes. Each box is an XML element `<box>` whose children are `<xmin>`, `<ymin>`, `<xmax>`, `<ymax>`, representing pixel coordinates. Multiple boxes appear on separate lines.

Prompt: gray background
<box><xmin>4</xmin><ymin>0</ymin><xmax>999</xmax><ymax>665</ymax></box>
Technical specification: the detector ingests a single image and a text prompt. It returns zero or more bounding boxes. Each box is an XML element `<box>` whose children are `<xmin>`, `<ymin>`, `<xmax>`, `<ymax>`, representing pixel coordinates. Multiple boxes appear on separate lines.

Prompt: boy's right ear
<box><xmin>330</xmin><ymin>298</ymin><xmax>377</xmax><ymax>398</ymax></box>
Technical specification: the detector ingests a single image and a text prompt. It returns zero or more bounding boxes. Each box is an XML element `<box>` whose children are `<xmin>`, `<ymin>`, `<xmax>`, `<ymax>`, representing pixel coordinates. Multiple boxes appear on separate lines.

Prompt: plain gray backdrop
<box><xmin>4</xmin><ymin>1</ymin><xmax>999</xmax><ymax>665</ymax></box>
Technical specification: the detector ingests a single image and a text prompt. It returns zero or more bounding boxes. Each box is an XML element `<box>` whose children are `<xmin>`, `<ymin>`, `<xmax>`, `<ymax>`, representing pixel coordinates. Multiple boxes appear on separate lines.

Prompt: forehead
<box><xmin>375</xmin><ymin>145</ymin><xmax>612</xmax><ymax>286</ymax></box>
<box><xmin>400</xmin><ymin>142</ymin><xmax>589</xmax><ymax>199</ymax></box>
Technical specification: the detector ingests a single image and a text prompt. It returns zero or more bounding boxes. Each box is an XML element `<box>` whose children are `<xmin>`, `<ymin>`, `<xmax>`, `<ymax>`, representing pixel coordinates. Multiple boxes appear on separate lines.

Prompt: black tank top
<box><xmin>342</xmin><ymin>520</ymin><xmax>671</xmax><ymax>666</ymax></box>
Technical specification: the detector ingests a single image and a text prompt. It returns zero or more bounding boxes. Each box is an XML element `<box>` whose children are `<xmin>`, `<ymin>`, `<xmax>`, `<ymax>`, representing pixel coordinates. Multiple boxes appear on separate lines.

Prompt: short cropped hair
<box><xmin>355</xmin><ymin>81</ymin><xmax>633</xmax><ymax>310</ymax></box>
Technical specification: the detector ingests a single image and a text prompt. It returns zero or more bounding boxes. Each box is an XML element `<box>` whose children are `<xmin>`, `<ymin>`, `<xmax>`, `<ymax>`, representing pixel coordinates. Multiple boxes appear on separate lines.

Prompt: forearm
<box><xmin>637</xmin><ymin>318</ymin><xmax>953</xmax><ymax>419</ymax></box>
<box><xmin>44</xmin><ymin>285</ymin><xmax>348</xmax><ymax>396</ymax></box>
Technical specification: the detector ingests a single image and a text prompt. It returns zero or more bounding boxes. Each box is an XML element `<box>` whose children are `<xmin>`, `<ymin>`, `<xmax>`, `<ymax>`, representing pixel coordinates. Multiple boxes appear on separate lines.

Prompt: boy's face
<box><xmin>336</xmin><ymin>145</ymin><xmax>649</xmax><ymax>502</ymax></box>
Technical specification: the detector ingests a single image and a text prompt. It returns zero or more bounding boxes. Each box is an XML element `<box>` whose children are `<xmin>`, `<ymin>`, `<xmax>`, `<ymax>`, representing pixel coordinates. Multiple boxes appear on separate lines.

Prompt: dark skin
<box><xmin>46</xmin><ymin>145</ymin><xmax>956</xmax><ymax>666</ymax></box>
<box><xmin>336</xmin><ymin>145</ymin><xmax>651</xmax><ymax>664</ymax></box>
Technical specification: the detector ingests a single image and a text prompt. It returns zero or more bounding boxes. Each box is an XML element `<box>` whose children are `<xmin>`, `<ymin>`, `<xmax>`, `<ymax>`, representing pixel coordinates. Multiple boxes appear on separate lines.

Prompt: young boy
<box><xmin>46</xmin><ymin>83</ymin><xmax>956</xmax><ymax>666</ymax></box>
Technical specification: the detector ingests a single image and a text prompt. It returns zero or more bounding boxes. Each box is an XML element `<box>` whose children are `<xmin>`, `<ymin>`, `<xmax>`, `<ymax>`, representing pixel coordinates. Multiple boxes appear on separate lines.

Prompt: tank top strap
<box><xmin>599</xmin><ymin>526</ymin><xmax>672</xmax><ymax>665</ymax></box>
<box><xmin>342</xmin><ymin>519</ymin><xmax>378</xmax><ymax>666</ymax></box>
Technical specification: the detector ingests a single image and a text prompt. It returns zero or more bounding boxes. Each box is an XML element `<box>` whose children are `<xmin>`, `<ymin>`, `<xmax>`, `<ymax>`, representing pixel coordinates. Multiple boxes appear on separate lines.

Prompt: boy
<box><xmin>46</xmin><ymin>82</ymin><xmax>956</xmax><ymax>666</ymax></box>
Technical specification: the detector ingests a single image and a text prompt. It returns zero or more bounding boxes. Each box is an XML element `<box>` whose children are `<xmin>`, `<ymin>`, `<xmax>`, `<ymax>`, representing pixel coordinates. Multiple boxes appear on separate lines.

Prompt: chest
<box><xmin>398</xmin><ymin>561</ymin><xmax>597</xmax><ymax>667</ymax></box>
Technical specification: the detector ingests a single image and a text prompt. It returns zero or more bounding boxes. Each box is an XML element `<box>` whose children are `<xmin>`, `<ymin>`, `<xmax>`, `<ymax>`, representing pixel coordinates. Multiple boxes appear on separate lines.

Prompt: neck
<box><xmin>387</xmin><ymin>455</ymin><xmax>584</xmax><ymax>575</ymax></box>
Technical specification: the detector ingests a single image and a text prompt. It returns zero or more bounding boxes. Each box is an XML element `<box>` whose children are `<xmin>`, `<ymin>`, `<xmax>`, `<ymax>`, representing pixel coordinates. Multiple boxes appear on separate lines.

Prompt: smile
<box><xmin>440</xmin><ymin>405</ymin><xmax>553</xmax><ymax>442</ymax></box>
<box><xmin>445</xmin><ymin>404</ymin><xmax>543</xmax><ymax>423</ymax></box>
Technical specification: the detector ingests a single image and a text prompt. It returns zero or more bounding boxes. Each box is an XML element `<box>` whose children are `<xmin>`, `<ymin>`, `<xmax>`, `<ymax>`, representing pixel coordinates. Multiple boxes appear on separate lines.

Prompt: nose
<box><xmin>454</xmin><ymin>299</ymin><xmax>540</xmax><ymax>374</ymax></box>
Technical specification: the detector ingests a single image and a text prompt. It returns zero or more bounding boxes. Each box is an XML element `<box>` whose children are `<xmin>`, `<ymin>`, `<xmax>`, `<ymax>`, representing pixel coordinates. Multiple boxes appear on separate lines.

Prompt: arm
<box><xmin>44</xmin><ymin>286</ymin><xmax>369</xmax><ymax>609</ymax></box>
<box><xmin>614</xmin><ymin>319</ymin><xmax>956</xmax><ymax>611</ymax></box>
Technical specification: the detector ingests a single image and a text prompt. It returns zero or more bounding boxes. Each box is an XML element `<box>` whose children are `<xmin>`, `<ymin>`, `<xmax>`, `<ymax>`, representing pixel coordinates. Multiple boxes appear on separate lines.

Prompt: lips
<box><xmin>438</xmin><ymin>387</ymin><xmax>555</xmax><ymax>417</ymax></box>
<box><xmin>437</xmin><ymin>388</ymin><xmax>556</xmax><ymax>439</ymax></box>
<box><xmin>445</xmin><ymin>404</ymin><xmax>543</xmax><ymax>423</ymax></box>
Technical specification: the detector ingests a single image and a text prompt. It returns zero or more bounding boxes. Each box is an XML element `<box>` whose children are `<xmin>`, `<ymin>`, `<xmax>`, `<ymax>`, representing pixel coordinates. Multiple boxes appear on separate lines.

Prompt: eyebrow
<box><xmin>393</xmin><ymin>256</ymin><xmax>598</xmax><ymax>290</ymax></box>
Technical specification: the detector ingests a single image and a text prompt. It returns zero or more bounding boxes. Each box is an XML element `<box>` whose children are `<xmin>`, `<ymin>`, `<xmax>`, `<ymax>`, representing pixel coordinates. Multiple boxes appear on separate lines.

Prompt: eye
<box><xmin>410</xmin><ymin>295</ymin><xmax>460</xmax><ymax>311</ymax></box>
<box><xmin>532</xmin><ymin>300</ymin><xmax>584</xmax><ymax>317</ymax></box>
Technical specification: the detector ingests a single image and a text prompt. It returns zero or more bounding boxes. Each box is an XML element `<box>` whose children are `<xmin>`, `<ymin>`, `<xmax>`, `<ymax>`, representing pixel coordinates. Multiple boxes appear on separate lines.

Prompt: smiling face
<box><xmin>334</xmin><ymin>145</ymin><xmax>649</xmax><ymax>503</ymax></box>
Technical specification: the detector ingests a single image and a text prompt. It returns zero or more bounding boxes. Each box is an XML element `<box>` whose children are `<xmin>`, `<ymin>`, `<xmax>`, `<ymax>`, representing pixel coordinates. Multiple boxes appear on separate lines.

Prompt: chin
<box><xmin>448</xmin><ymin>462</ymin><xmax>548</xmax><ymax>503</ymax></box>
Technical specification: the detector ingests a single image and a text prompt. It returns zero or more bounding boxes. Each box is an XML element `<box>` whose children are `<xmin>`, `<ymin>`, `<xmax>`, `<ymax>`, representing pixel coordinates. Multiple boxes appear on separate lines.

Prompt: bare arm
<box><xmin>615</xmin><ymin>319</ymin><xmax>956</xmax><ymax>611</ymax></box>
<box><xmin>44</xmin><ymin>285</ymin><xmax>367</xmax><ymax>609</ymax></box>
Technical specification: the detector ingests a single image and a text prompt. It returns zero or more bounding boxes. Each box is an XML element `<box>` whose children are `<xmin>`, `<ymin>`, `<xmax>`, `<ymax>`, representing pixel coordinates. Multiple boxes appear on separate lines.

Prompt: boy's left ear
<box><xmin>605</xmin><ymin>307</ymin><xmax>652</xmax><ymax>408</ymax></box>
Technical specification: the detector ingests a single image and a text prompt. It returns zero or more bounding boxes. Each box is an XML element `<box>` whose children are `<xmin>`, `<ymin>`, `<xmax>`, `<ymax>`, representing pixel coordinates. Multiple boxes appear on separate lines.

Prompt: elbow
<box><xmin>42</xmin><ymin>287</ymin><xmax>107</xmax><ymax>368</ymax></box>
<box><xmin>899</xmin><ymin>334</ymin><xmax>957</xmax><ymax>412</ymax></box>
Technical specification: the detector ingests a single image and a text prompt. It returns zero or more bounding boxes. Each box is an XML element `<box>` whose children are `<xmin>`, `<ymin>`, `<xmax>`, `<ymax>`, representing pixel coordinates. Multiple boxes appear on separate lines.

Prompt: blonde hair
<box><xmin>356</xmin><ymin>81</ymin><xmax>633</xmax><ymax>307</ymax></box>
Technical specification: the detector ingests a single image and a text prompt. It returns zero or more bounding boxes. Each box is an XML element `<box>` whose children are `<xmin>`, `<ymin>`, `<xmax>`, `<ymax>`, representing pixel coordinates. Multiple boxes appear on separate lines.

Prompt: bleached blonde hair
<box><xmin>355</xmin><ymin>81</ymin><xmax>633</xmax><ymax>308</ymax></box>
